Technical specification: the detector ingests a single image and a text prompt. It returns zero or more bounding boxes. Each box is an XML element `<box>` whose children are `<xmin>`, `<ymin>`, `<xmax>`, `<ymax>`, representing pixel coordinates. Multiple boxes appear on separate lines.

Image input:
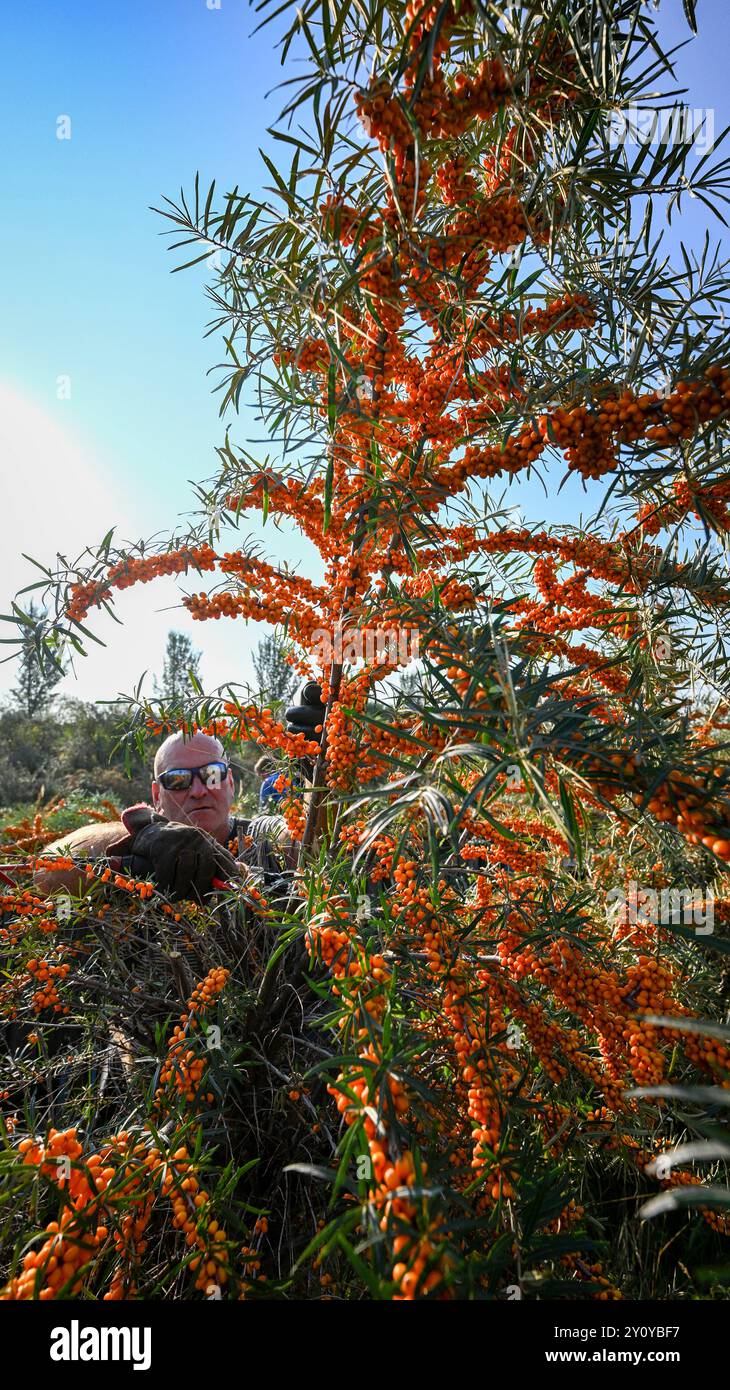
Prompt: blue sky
<box><xmin>0</xmin><ymin>0</ymin><xmax>728</xmax><ymax>704</ymax></box>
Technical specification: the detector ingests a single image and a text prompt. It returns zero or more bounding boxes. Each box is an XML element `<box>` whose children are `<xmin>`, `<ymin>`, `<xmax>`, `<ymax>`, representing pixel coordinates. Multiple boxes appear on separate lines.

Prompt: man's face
<box><xmin>152</xmin><ymin>737</ymin><xmax>235</xmax><ymax>845</ymax></box>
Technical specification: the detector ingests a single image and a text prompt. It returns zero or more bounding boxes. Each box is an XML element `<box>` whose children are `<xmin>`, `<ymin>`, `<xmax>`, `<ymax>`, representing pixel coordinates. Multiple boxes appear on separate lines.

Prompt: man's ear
<box><xmin>151</xmin><ymin>780</ymin><xmax>162</xmax><ymax>811</ymax></box>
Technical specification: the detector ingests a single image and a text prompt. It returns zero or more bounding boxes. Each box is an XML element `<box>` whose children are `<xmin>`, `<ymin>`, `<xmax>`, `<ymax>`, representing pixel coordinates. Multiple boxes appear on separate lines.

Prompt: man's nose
<box><xmin>188</xmin><ymin>773</ymin><xmax>209</xmax><ymax>797</ymax></box>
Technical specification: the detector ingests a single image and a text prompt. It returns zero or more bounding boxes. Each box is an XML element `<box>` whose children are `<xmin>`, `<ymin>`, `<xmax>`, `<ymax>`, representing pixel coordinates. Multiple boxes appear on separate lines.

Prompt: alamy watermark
<box><xmin>50</xmin><ymin>1320</ymin><xmax>151</xmax><ymax>1370</ymax></box>
<box><xmin>609</xmin><ymin>105</ymin><xmax>714</xmax><ymax>152</ymax></box>
<box><xmin>607</xmin><ymin>881</ymin><xmax>714</xmax><ymax>935</ymax></box>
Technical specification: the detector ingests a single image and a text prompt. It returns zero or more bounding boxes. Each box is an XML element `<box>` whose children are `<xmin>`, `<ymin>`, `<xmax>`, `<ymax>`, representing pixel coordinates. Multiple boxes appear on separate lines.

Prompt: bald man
<box><xmin>33</xmin><ymin>683</ymin><xmax>326</xmax><ymax>902</ymax></box>
<box><xmin>34</xmin><ymin>731</ymin><xmax>246</xmax><ymax>902</ymax></box>
<box><xmin>151</xmin><ymin>730</ymin><xmax>237</xmax><ymax>843</ymax></box>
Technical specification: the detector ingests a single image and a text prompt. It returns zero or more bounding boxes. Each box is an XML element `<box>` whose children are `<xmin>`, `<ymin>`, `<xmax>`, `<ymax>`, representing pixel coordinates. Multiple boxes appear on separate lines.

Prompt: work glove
<box><xmin>105</xmin><ymin>805</ymin><xmax>241</xmax><ymax>903</ymax></box>
<box><xmin>285</xmin><ymin>681</ymin><xmax>328</xmax><ymax>784</ymax></box>
<box><xmin>285</xmin><ymin>681</ymin><xmax>327</xmax><ymax>744</ymax></box>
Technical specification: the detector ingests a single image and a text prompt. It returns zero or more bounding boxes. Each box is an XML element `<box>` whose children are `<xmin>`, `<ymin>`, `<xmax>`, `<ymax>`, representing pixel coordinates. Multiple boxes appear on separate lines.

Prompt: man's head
<box><xmin>152</xmin><ymin>732</ymin><xmax>235</xmax><ymax>845</ymax></box>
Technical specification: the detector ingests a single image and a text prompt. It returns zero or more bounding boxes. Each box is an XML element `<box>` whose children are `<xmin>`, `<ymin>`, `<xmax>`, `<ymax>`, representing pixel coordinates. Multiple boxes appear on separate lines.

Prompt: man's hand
<box><xmin>285</xmin><ymin>681</ymin><xmax>327</xmax><ymax>744</ymax></box>
<box><xmin>285</xmin><ymin>681</ymin><xmax>328</xmax><ymax>791</ymax></box>
<box><xmin>107</xmin><ymin>806</ymin><xmax>240</xmax><ymax>903</ymax></box>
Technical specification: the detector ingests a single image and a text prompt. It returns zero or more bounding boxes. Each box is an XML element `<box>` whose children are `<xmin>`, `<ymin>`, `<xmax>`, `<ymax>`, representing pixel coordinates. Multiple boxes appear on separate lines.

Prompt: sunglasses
<box><xmin>157</xmin><ymin>760</ymin><xmax>230</xmax><ymax>792</ymax></box>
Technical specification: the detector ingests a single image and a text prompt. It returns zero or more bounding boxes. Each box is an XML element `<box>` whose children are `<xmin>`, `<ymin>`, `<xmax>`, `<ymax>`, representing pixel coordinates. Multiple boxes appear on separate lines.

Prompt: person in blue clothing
<box><xmin>254</xmin><ymin>678</ymin><xmax>328</xmax><ymax>809</ymax></box>
<box><xmin>255</xmin><ymin>755</ymin><xmax>285</xmax><ymax>807</ymax></box>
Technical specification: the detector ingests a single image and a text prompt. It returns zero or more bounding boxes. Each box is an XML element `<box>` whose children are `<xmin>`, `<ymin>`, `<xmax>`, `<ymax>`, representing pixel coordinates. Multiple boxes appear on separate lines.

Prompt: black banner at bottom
<box><xmin>2</xmin><ymin>1296</ymin><xmax>721</xmax><ymax>1377</ymax></box>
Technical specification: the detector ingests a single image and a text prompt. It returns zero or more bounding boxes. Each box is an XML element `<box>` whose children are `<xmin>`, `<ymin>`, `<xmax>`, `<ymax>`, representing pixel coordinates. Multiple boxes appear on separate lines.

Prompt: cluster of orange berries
<box><xmin>434</xmin><ymin>153</ymin><xmax>477</xmax><ymax>208</ymax></box>
<box><xmin>638</xmin><ymin>474</ymin><xmax>730</xmax><ymax>536</ymax></box>
<box><xmin>546</xmin><ymin>367</ymin><xmax>730</xmax><ymax>475</ymax></box>
<box><xmin>278</xmin><ymin>794</ymin><xmax>305</xmax><ymax>842</ymax></box>
<box><xmin>330</xmin><ymin>1067</ymin><xmax>447</xmax><ymax>1297</ymax></box>
<box><xmin>417</xmin><ymin>525</ymin><xmax>637</xmax><ymax>587</ymax></box>
<box><xmin>560</xmin><ymin>1254</ymin><xmax>623</xmax><ymax>1301</ymax></box>
<box><xmin>100</xmin><ymin>1133</ymin><xmax>166</xmax><ymax>1299</ymax></box>
<box><xmin>220</xmin><ymin>699</ymin><xmax>320</xmax><ymax>762</ymax></box>
<box><xmin>319</xmin><ymin>197</ymin><xmax>380</xmax><ymax>250</ymax></box>
<box><xmin>91</xmin><ymin>864</ymin><xmax>156</xmax><ymax>898</ymax></box>
<box><xmin>465</xmin><ymin>292</ymin><xmax>595</xmax><ymax>356</ymax></box>
<box><xmin>356</xmin><ymin>31</ymin><xmax>511</xmax><ymax>151</ymax></box>
<box><xmin>306</xmin><ymin>900</ymin><xmax>391</xmax><ymax>1016</ymax></box>
<box><xmin>643</xmin><ymin>771</ymin><xmax>730</xmax><ymax>860</ymax></box>
<box><xmin>163</xmin><ymin>1146</ymin><xmax>232</xmax><ymax>1294</ymax></box>
<box><xmin>429</xmin><ymin>363</ymin><xmax>730</xmax><ymax>494</ymax></box>
<box><xmin>404</xmin><ymin>0</ymin><xmax>477</xmax><ymax>60</ymax></box>
<box><xmin>354</xmin><ymin>80</ymin><xmax>414</xmax><ymax>151</ymax></box>
<box><xmin>322</xmin><ymin>701</ymin><xmax>359</xmax><ymax>789</ymax></box>
<box><xmin>305</xmin><ymin>888</ymin><xmax>450</xmax><ymax>1296</ymax></box>
<box><xmin>145</xmin><ymin>714</ymin><xmax>230</xmax><ymax>740</ymax></box>
<box><xmin>379</xmin><ymin>856</ymin><xmax>527</xmax><ymax>1202</ymax></box>
<box><xmin>26</xmin><ymin>957</ymin><xmax>70</xmax><ymax>1014</ymax></box>
<box><xmin>305</xmin><ymin>906</ymin><xmax>351</xmax><ymax>968</ymax></box>
<box><xmin>3</xmin><ymin>1128</ymin><xmax>114</xmax><ymax>1299</ymax></box>
<box><xmin>0</xmin><ymin>887</ymin><xmax>58</xmax><ymax>944</ymax></box>
<box><xmin>2</xmin><ymin>1206</ymin><xmax>108</xmax><ymax>1301</ymax></box>
<box><xmin>6</xmin><ymin>1122</ymin><xmax>240</xmax><ymax>1301</ymax></box>
<box><xmin>154</xmin><ymin>967</ymin><xmax>229</xmax><ymax>1110</ymax></box>
<box><xmin>34</xmin><ymin>854</ymin><xmax>158</xmax><ymax>901</ymax></box>
<box><xmin>66</xmin><ymin>544</ymin><xmax>217</xmax><ymax>623</ymax></box>
<box><xmin>451</xmin><ymin>996</ymin><xmax>518</xmax><ymax>1194</ymax></box>
<box><xmin>218</xmin><ymin>550</ymin><xmax>325</xmax><ymax>606</ymax></box>
<box><xmin>391</xmin><ymin>1230</ymin><xmax>446</xmax><ymax>1300</ymax></box>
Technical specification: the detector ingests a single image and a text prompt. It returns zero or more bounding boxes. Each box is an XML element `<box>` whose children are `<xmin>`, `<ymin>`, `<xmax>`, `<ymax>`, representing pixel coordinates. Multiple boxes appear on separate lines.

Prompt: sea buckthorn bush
<box><xmin>3</xmin><ymin>0</ymin><xmax>730</xmax><ymax>1299</ymax></box>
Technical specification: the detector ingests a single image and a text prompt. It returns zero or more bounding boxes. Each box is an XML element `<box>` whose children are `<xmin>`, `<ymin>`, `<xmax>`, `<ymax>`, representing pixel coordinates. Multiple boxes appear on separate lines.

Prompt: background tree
<box><xmin>252</xmin><ymin>631</ymin><xmax>298</xmax><ymax>707</ymax></box>
<box><xmin>153</xmin><ymin>630</ymin><xmax>202</xmax><ymax>707</ymax></box>
<box><xmin>9</xmin><ymin>600</ymin><xmax>64</xmax><ymax>717</ymax></box>
<box><xmin>0</xmin><ymin>699</ymin><xmax>150</xmax><ymax>810</ymax></box>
